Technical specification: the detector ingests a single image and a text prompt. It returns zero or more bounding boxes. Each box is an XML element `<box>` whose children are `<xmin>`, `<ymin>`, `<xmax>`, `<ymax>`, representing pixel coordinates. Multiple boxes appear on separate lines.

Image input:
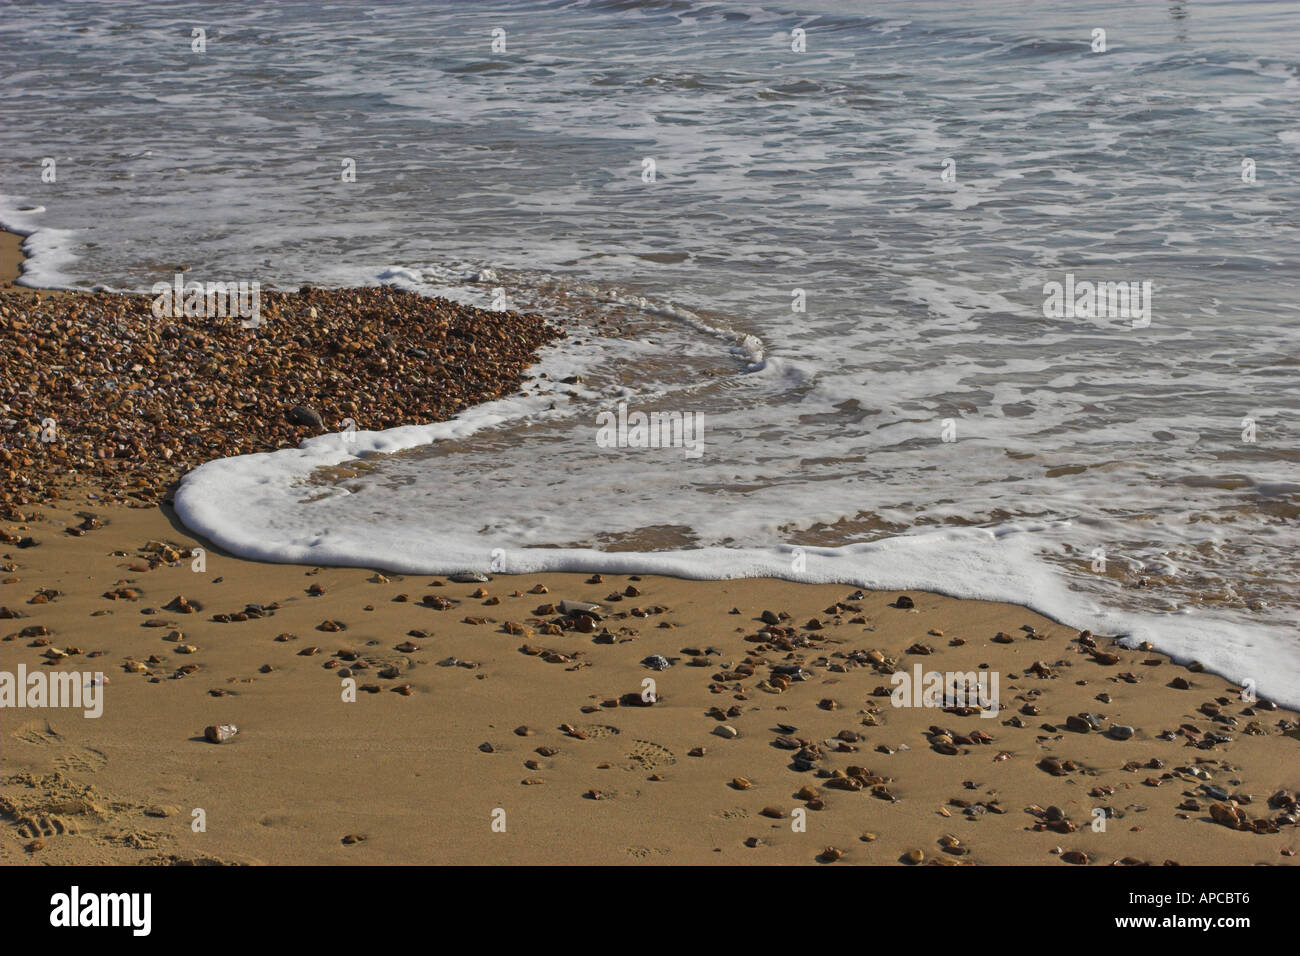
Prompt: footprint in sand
<box><xmin>54</xmin><ymin>746</ymin><xmax>108</xmax><ymax>775</ymax></box>
<box><xmin>576</xmin><ymin>724</ymin><xmax>621</xmax><ymax>739</ymax></box>
<box><xmin>113</xmin><ymin>830</ymin><xmax>162</xmax><ymax>850</ymax></box>
<box><xmin>14</xmin><ymin>813</ymin><xmax>76</xmax><ymax>840</ymax></box>
<box><xmin>1</xmin><ymin>772</ymin><xmax>109</xmax><ymax>840</ymax></box>
<box><xmin>625</xmin><ymin>739</ymin><xmax>676</xmax><ymax>771</ymax></box>
<box><xmin>10</xmin><ymin>720</ymin><xmax>61</xmax><ymax>747</ymax></box>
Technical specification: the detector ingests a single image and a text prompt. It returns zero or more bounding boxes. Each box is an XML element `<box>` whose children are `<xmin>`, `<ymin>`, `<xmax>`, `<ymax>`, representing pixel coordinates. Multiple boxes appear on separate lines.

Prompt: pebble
<box><xmin>712</xmin><ymin>725</ymin><xmax>738</xmax><ymax>739</ymax></box>
<box><xmin>288</xmin><ymin>405</ymin><xmax>324</xmax><ymax>428</ymax></box>
<box><xmin>204</xmin><ymin>724</ymin><xmax>237</xmax><ymax>744</ymax></box>
<box><xmin>0</xmin><ymin>287</ymin><xmax>561</xmax><ymax>511</ymax></box>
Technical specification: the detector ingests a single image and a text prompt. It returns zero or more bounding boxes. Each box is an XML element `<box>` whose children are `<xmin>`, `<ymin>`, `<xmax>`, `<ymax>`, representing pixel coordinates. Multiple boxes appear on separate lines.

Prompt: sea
<box><xmin>2</xmin><ymin>0</ymin><xmax>1298</xmax><ymax>705</ymax></box>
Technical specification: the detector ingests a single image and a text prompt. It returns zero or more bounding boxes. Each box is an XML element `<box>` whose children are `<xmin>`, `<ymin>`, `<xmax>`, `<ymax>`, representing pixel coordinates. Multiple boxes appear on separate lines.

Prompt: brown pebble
<box><xmin>203</xmin><ymin>723</ymin><xmax>237</xmax><ymax>744</ymax></box>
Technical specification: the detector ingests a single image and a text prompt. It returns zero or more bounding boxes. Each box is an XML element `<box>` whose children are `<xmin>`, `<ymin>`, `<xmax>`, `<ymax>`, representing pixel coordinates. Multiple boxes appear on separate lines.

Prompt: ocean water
<box><xmin>2</xmin><ymin>0</ymin><xmax>1298</xmax><ymax>705</ymax></box>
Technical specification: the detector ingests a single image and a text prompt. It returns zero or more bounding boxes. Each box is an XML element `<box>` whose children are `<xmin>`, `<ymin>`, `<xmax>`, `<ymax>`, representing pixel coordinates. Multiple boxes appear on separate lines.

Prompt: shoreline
<box><xmin>2</xmin><ymin>229</ymin><xmax>1297</xmax><ymax>865</ymax></box>
<box><xmin>2</xmin><ymin>490</ymin><xmax>1297</xmax><ymax>865</ymax></box>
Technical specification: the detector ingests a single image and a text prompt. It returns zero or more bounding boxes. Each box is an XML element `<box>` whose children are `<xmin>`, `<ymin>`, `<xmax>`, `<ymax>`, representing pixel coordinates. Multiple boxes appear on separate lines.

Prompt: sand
<box><xmin>1</xmin><ymin>229</ymin><xmax>26</xmax><ymax>287</ymax></box>
<box><xmin>1</xmin><ymin>489</ymin><xmax>1297</xmax><ymax>866</ymax></box>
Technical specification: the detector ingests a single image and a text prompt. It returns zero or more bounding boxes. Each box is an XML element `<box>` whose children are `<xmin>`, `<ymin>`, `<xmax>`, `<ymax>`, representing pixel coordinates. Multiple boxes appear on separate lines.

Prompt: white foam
<box><xmin>0</xmin><ymin>196</ymin><xmax>83</xmax><ymax>289</ymax></box>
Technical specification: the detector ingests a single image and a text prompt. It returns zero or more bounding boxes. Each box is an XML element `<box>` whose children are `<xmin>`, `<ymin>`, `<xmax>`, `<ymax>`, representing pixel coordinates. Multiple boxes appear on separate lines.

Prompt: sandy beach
<box><xmin>3</xmin><ymin>231</ymin><xmax>1298</xmax><ymax>867</ymax></box>
<box><xmin>2</xmin><ymin>490</ymin><xmax>1298</xmax><ymax>866</ymax></box>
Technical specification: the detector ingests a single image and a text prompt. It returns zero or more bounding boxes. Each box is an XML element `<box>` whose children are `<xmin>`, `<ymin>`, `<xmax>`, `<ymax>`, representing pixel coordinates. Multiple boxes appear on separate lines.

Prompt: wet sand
<box><xmin>1</xmin><ymin>491</ymin><xmax>1297</xmax><ymax>866</ymax></box>
<box><xmin>2</xmin><ymin>228</ymin><xmax>1297</xmax><ymax>865</ymax></box>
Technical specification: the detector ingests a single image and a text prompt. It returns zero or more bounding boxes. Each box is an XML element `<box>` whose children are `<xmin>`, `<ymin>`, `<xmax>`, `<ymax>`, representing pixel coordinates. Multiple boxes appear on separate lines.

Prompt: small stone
<box><xmin>204</xmin><ymin>723</ymin><xmax>238</xmax><ymax>744</ymax></box>
<box><xmin>1066</xmin><ymin>715</ymin><xmax>1092</xmax><ymax>733</ymax></box>
<box><xmin>712</xmin><ymin>724</ymin><xmax>738</xmax><ymax>739</ymax></box>
<box><xmin>288</xmin><ymin>405</ymin><xmax>324</xmax><ymax>428</ymax></box>
<box><xmin>904</xmin><ymin>848</ymin><xmax>924</xmax><ymax>865</ymax></box>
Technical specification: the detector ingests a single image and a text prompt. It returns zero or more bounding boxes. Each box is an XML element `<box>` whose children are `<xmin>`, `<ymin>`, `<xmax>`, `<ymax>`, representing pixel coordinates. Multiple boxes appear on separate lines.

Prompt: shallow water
<box><xmin>3</xmin><ymin>0</ymin><xmax>1298</xmax><ymax>704</ymax></box>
